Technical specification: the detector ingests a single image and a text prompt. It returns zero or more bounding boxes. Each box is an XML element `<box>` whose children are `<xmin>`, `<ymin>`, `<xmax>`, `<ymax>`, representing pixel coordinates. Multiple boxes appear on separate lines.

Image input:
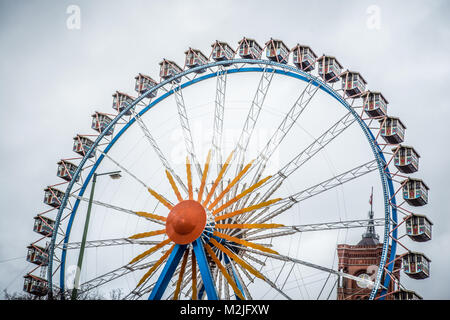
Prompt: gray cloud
<box><xmin>0</xmin><ymin>0</ymin><xmax>449</xmax><ymax>299</ymax></box>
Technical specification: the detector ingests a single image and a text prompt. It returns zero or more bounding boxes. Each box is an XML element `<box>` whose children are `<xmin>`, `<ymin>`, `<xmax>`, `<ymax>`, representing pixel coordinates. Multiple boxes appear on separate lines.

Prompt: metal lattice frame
<box><xmin>41</xmin><ymin>58</ymin><xmax>401</xmax><ymax>301</ymax></box>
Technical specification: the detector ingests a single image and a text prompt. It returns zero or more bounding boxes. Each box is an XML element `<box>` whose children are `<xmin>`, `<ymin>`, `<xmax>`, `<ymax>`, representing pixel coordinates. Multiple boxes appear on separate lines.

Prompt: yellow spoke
<box><xmin>173</xmin><ymin>249</ymin><xmax>189</xmax><ymax>300</ymax></box>
<box><xmin>212</xmin><ymin>175</ymin><xmax>272</xmax><ymax>215</ymax></box>
<box><xmin>213</xmin><ymin>231</ymin><xmax>279</xmax><ymax>255</ymax></box>
<box><xmin>147</xmin><ymin>188</ymin><xmax>173</xmax><ymax>210</ymax></box>
<box><xmin>214</xmin><ymin>198</ymin><xmax>282</xmax><ymax>222</ymax></box>
<box><xmin>191</xmin><ymin>250</ymin><xmax>197</xmax><ymax>300</ymax></box>
<box><xmin>186</xmin><ymin>156</ymin><xmax>193</xmax><ymax>200</ymax></box>
<box><xmin>129</xmin><ymin>238</ymin><xmax>172</xmax><ymax>265</ymax></box>
<box><xmin>202</xmin><ymin>151</ymin><xmax>234</xmax><ymax>206</ymax></box>
<box><xmin>128</xmin><ymin>229</ymin><xmax>166</xmax><ymax>239</ymax></box>
<box><xmin>165</xmin><ymin>170</ymin><xmax>183</xmax><ymax>202</ymax></box>
<box><xmin>135</xmin><ymin>211</ymin><xmax>167</xmax><ymax>222</ymax></box>
<box><xmin>207</xmin><ymin>159</ymin><xmax>255</xmax><ymax>211</ymax></box>
<box><xmin>210</xmin><ymin>238</ymin><xmax>265</xmax><ymax>280</ymax></box>
<box><xmin>204</xmin><ymin>243</ymin><xmax>245</xmax><ymax>300</ymax></box>
<box><xmin>136</xmin><ymin>244</ymin><xmax>175</xmax><ymax>287</ymax></box>
<box><xmin>215</xmin><ymin>223</ymin><xmax>284</xmax><ymax>229</ymax></box>
<box><xmin>197</xmin><ymin>150</ymin><xmax>212</xmax><ymax>202</ymax></box>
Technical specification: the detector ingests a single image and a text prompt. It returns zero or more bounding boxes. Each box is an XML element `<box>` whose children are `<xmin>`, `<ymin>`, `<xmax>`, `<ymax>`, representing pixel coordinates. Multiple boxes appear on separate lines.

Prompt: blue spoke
<box><xmin>148</xmin><ymin>244</ymin><xmax>187</xmax><ymax>300</ymax></box>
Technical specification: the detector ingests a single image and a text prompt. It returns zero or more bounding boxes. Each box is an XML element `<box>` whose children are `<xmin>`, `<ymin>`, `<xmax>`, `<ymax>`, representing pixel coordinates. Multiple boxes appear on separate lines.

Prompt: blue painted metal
<box><xmin>149</xmin><ymin>244</ymin><xmax>187</xmax><ymax>300</ymax></box>
<box><xmin>197</xmin><ymin>284</ymin><xmax>205</xmax><ymax>300</ymax></box>
<box><xmin>192</xmin><ymin>239</ymin><xmax>218</xmax><ymax>300</ymax></box>
<box><xmin>223</xmin><ymin>254</ymin><xmax>244</xmax><ymax>300</ymax></box>
<box><xmin>49</xmin><ymin>58</ymin><xmax>397</xmax><ymax>300</ymax></box>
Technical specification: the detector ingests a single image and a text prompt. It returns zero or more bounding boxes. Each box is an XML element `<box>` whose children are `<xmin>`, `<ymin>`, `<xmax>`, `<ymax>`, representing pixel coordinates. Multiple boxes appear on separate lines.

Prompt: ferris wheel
<box><xmin>24</xmin><ymin>37</ymin><xmax>432</xmax><ymax>300</ymax></box>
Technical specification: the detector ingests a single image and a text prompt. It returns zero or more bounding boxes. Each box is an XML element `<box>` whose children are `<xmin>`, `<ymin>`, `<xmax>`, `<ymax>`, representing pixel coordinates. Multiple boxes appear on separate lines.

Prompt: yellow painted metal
<box><xmin>135</xmin><ymin>211</ymin><xmax>167</xmax><ymax>222</ymax></box>
<box><xmin>212</xmin><ymin>175</ymin><xmax>272</xmax><ymax>215</ymax></box>
<box><xmin>197</xmin><ymin>150</ymin><xmax>212</xmax><ymax>202</ymax></box>
<box><xmin>210</xmin><ymin>238</ymin><xmax>265</xmax><ymax>280</ymax></box>
<box><xmin>202</xmin><ymin>151</ymin><xmax>234</xmax><ymax>206</ymax></box>
<box><xmin>215</xmin><ymin>223</ymin><xmax>284</xmax><ymax>229</ymax></box>
<box><xmin>147</xmin><ymin>188</ymin><xmax>173</xmax><ymax>210</ymax></box>
<box><xmin>173</xmin><ymin>248</ymin><xmax>189</xmax><ymax>300</ymax></box>
<box><xmin>128</xmin><ymin>229</ymin><xmax>166</xmax><ymax>239</ymax></box>
<box><xmin>214</xmin><ymin>198</ymin><xmax>282</xmax><ymax>222</ymax></box>
<box><xmin>213</xmin><ymin>231</ymin><xmax>279</xmax><ymax>255</ymax></box>
<box><xmin>136</xmin><ymin>244</ymin><xmax>175</xmax><ymax>287</ymax></box>
<box><xmin>129</xmin><ymin>238</ymin><xmax>172</xmax><ymax>265</ymax></box>
<box><xmin>191</xmin><ymin>250</ymin><xmax>197</xmax><ymax>300</ymax></box>
<box><xmin>204</xmin><ymin>243</ymin><xmax>245</xmax><ymax>300</ymax></box>
<box><xmin>207</xmin><ymin>159</ymin><xmax>255</xmax><ymax>211</ymax></box>
<box><xmin>165</xmin><ymin>170</ymin><xmax>183</xmax><ymax>202</ymax></box>
<box><xmin>186</xmin><ymin>156</ymin><xmax>193</xmax><ymax>200</ymax></box>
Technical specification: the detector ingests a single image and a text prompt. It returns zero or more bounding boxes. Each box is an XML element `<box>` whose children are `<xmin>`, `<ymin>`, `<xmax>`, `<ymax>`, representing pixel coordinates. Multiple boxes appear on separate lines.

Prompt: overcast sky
<box><xmin>0</xmin><ymin>0</ymin><xmax>449</xmax><ymax>299</ymax></box>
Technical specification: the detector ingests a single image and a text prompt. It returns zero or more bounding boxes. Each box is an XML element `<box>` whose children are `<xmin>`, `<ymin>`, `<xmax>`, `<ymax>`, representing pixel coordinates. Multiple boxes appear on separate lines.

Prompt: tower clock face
<box><xmin>356</xmin><ymin>273</ymin><xmax>371</xmax><ymax>288</ymax></box>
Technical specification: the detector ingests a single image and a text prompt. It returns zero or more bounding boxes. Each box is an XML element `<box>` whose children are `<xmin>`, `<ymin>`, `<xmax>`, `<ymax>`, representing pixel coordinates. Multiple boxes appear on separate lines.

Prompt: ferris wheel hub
<box><xmin>165</xmin><ymin>200</ymin><xmax>207</xmax><ymax>244</ymax></box>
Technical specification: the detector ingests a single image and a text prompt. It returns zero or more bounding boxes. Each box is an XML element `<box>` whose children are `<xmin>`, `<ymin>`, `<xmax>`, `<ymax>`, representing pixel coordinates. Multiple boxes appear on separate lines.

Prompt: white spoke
<box><xmin>235</xmin><ymin>246</ymin><xmax>381</xmax><ymax>290</ymax></box>
<box><xmin>244</xmin><ymin>218</ymin><xmax>385</xmax><ymax>241</ymax></box>
<box><xmin>173</xmin><ymin>83</ymin><xmax>202</xmax><ymax>180</ymax></box>
<box><xmin>247</xmin><ymin>79</ymin><xmax>320</xmax><ymax>187</ymax></box>
<box><xmin>233</xmin><ymin>68</ymin><xmax>275</xmax><ymax>171</ymax></box>
<box><xmin>244</xmin><ymin>160</ymin><xmax>378</xmax><ymax>227</ymax></box>
<box><xmin>78</xmin><ymin>260</ymin><xmax>156</xmax><ymax>295</ymax></box>
<box><xmin>131</xmin><ymin>109</ymin><xmax>188</xmax><ymax>193</ymax></box>
<box><xmin>211</xmin><ymin>66</ymin><xmax>227</xmax><ymax>172</ymax></box>
<box><xmin>259</xmin><ymin>111</ymin><xmax>356</xmax><ymax>204</ymax></box>
<box><xmin>58</xmin><ymin>238</ymin><xmax>160</xmax><ymax>250</ymax></box>
<box><xmin>71</xmin><ymin>195</ymin><xmax>166</xmax><ymax>226</ymax></box>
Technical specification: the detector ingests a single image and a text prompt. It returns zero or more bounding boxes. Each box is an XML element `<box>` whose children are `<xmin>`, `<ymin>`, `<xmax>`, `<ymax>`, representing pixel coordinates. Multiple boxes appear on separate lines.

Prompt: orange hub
<box><xmin>165</xmin><ymin>200</ymin><xmax>207</xmax><ymax>245</ymax></box>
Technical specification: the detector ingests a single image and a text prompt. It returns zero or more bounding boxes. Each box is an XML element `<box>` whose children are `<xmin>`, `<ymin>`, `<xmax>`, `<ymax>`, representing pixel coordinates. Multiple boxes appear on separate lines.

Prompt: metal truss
<box><xmin>245</xmin><ymin>218</ymin><xmax>385</xmax><ymax>241</ymax></box>
<box><xmin>173</xmin><ymin>83</ymin><xmax>203</xmax><ymax>180</ymax></box>
<box><xmin>78</xmin><ymin>260</ymin><xmax>156</xmax><ymax>295</ymax></box>
<box><xmin>47</xmin><ymin>59</ymin><xmax>399</xmax><ymax>300</ymax></box>
<box><xmin>131</xmin><ymin>109</ymin><xmax>188</xmax><ymax>193</ymax></box>
<box><xmin>235</xmin><ymin>246</ymin><xmax>383</xmax><ymax>291</ymax></box>
<box><xmin>57</xmin><ymin>238</ymin><xmax>159</xmax><ymax>250</ymax></box>
<box><xmin>71</xmin><ymin>194</ymin><xmax>165</xmax><ymax>226</ymax></box>
<box><xmin>211</xmin><ymin>66</ymin><xmax>227</xmax><ymax>172</ymax></box>
<box><xmin>247</xmin><ymin>160</ymin><xmax>378</xmax><ymax>226</ymax></box>
<box><xmin>248</xmin><ymin>79</ymin><xmax>320</xmax><ymax>186</ymax></box>
<box><xmin>233</xmin><ymin>67</ymin><xmax>275</xmax><ymax>171</ymax></box>
<box><xmin>259</xmin><ymin>111</ymin><xmax>356</xmax><ymax>203</ymax></box>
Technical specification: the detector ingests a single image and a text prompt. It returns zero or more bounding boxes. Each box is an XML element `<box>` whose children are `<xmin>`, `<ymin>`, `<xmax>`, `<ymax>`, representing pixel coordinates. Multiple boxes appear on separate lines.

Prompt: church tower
<box><xmin>337</xmin><ymin>189</ymin><xmax>401</xmax><ymax>300</ymax></box>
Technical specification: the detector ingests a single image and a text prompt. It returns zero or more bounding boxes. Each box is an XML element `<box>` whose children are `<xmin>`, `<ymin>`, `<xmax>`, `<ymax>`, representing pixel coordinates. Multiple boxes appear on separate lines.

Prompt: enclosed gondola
<box><xmin>57</xmin><ymin>160</ymin><xmax>79</xmax><ymax>182</ymax></box>
<box><xmin>238</xmin><ymin>37</ymin><xmax>263</xmax><ymax>60</ymax></box>
<box><xmin>402</xmin><ymin>178</ymin><xmax>429</xmax><ymax>206</ymax></box>
<box><xmin>184</xmin><ymin>48</ymin><xmax>209</xmax><ymax>73</ymax></box>
<box><xmin>341</xmin><ymin>71</ymin><xmax>367</xmax><ymax>97</ymax></box>
<box><xmin>73</xmin><ymin>134</ymin><xmax>95</xmax><ymax>158</ymax></box>
<box><xmin>318</xmin><ymin>55</ymin><xmax>343</xmax><ymax>83</ymax></box>
<box><xmin>265</xmin><ymin>38</ymin><xmax>290</xmax><ymax>64</ymax></box>
<box><xmin>135</xmin><ymin>73</ymin><xmax>158</xmax><ymax>97</ymax></box>
<box><xmin>291</xmin><ymin>44</ymin><xmax>317</xmax><ymax>72</ymax></box>
<box><xmin>402</xmin><ymin>251</ymin><xmax>431</xmax><ymax>279</ymax></box>
<box><xmin>379</xmin><ymin>116</ymin><xmax>406</xmax><ymax>144</ymax></box>
<box><xmin>43</xmin><ymin>187</ymin><xmax>64</xmax><ymax>208</ymax></box>
<box><xmin>211</xmin><ymin>40</ymin><xmax>235</xmax><ymax>64</ymax></box>
<box><xmin>159</xmin><ymin>59</ymin><xmax>183</xmax><ymax>82</ymax></box>
<box><xmin>33</xmin><ymin>215</ymin><xmax>54</xmax><ymax>237</ymax></box>
<box><xmin>405</xmin><ymin>213</ymin><xmax>432</xmax><ymax>242</ymax></box>
<box><xmin>392</xmin><ymin>145</ymin><xmax>420</xmax><ymax>173</ymax></box>
<box><xmin>362</xmin><ymin>91</ymin><xmax>388</xmax><ymax>118</ymax></box>
<box><xmin>91</xmin><ymin>112</ymin><xmax>114</xmax><ymax>136</ymax></box>
<box><xmin>26</xmin><ymin>244</ymin><xmax>48</xmax><ymax>266</ymax></box>
<box><xmin>23</xmin><ymin>274</ymin><xmax>48</xmax><ymax>296</ymax></box>
<box><xmin>112</xmin><ymin>91</ymin><xmax>135</xmax><ymax>115</ymax></box>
